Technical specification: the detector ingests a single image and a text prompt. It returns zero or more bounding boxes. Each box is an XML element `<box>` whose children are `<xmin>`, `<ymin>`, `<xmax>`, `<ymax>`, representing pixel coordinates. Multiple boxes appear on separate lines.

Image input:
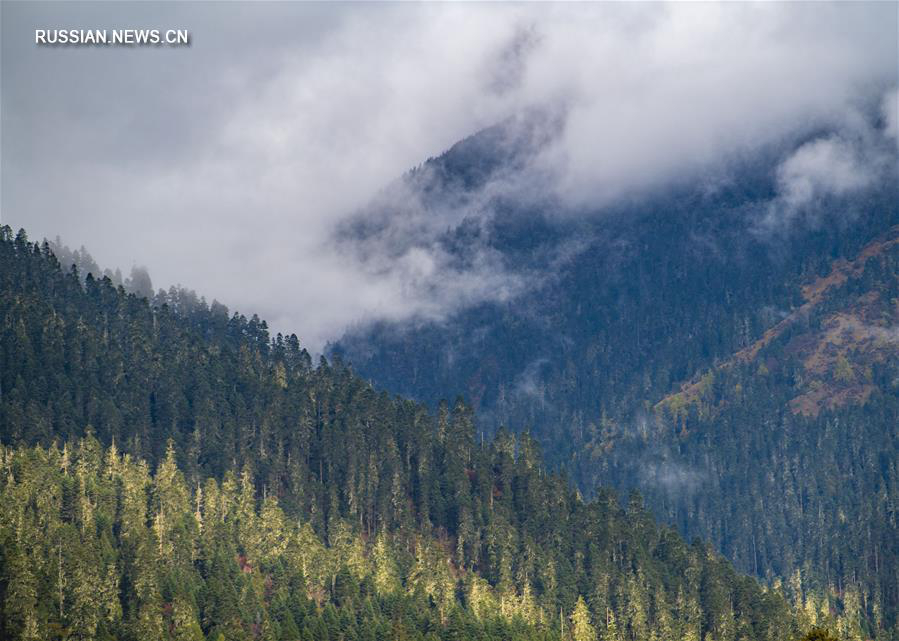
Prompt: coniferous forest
<box><xmin>1</xmin><ymin>6</ymin><xmax>896</xmax><ymax>641</ymax></box>
<box><xmin>332</xmin><ymin>122</ymin><xmax>899</xmax><ymax>640</ymax></box>
<box><xmin>1</xmin><ymin>226</ymin><xmax>846</xmax><ymax>641</ymax></box>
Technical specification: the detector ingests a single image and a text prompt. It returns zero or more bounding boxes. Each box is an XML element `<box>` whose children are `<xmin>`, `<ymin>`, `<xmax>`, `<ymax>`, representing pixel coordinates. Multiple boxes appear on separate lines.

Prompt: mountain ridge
<box><xmin>331</xmin><ymin>121</ymin><xmax>899</xmax><ymax>637</ymax></box>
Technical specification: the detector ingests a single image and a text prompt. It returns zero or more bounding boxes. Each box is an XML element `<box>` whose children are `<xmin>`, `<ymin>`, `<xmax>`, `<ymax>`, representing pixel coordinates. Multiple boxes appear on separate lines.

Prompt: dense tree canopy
<box><xmin>0</xmin><ymin>226</ymin><xmax>828</xmax><ymax>640</ymax></box>
<box><xmin>332</xmin><ymin>126</ymin><xmax>899</xmax><ymax>638</ymax></box>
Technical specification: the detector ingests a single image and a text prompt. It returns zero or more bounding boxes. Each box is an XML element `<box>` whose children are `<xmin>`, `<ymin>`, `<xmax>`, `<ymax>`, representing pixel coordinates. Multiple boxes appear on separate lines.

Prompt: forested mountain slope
<box><xmin>602</xmin><ymin>225</ymin><xmax>899</xmax><ymax>635</ymax></box>
<box><xmin>0</xmin><ymin>227</ymin><xmax>810</xmax><ymax>640</ymax></box>
<box><xmin>331</xmin><ymin>119</ymin><xmax>899</xmax><ymax>637</ymax></box>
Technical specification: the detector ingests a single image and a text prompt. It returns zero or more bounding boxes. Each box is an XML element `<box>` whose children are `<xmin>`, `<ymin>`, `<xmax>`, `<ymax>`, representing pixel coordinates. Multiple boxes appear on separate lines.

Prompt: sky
<box><xmin>2</xmin><ymin>1</ymin><xmax>897</xmax><ymax>352</ymax></box>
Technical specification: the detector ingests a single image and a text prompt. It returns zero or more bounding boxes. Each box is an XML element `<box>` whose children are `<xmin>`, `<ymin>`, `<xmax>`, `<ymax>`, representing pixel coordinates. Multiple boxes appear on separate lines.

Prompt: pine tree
<box><xmin>571</xmin><ymin>596</ymin><xmax>597</xmax><ymax>641</ymax></box>
<box><xmin>3</xmin><ymin>545</ymin><xmax>42</xmax><ymax>641</ymax></box>
<box><xmin>602</xmin><ymin>609</ymin><xmax>621</xmax><ymax>641</ymax></box>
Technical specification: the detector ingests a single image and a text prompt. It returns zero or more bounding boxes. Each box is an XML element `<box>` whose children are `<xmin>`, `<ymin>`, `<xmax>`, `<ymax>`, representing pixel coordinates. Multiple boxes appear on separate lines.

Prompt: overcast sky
<box><xmin>2</xmin><ymin>2</ymin><xmax>896</xmax><ymax>351</ymax></box>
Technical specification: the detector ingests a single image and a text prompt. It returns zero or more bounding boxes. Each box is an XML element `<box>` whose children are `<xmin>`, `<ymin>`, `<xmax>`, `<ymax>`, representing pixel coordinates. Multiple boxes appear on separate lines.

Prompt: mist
<box><xmin>2</xmin><ymin>2</ymin><xmax>896</xmax><ymax>351</ymax></box>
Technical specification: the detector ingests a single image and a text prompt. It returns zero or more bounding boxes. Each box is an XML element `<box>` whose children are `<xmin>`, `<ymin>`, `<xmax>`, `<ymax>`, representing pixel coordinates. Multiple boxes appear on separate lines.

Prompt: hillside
<box><xmin>0</xmin><ymin>227</ymin><xmax>810</xmax><ymax>640</ymax></box>
<box><xmin>607</xmin><ymin>223</ymin><xmax>899</xmax><ymax>635</ymax></box>
<box><xmin>331</xmin><ymin>121</ymin><xmax>899</xmax><ymax>638</ymax></box>
<box><xmin>658</xmin><ymin>224</ymin><xmax>899</xmax><ymax>417</ymax></box>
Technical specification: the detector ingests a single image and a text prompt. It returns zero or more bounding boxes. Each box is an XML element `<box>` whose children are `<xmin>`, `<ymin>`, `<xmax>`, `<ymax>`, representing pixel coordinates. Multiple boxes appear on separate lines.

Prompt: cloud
<box><xmin>513</xmin><ymin>358</ymin><xmax>550</xmax><ymax>401</ymax></box>
<box><xmin>771</xmin><ymin>136</ymin><xmax>872</xmax><ymax>217</ymax></box>
<box><xmin>2</xmin><ymin>3</ymin><xmax>896</xmax><ymax>350</ymax></box>
<box><xmin>756</xmin><ymin>91</ymin><xmax>897</xmax><ymax>233</ymax></box>
<box><xmin>640</xmin><ymin>460</ymin><xmax>706</xmax><ymax>498</ymax></box>
<box><xmin>884</xmin><ymin>88</ymin><xmax>899</xmax><ymax>141</ymax></box>
<box><xmin>522</xmin><ymin>3</ymin><xmax>897</xmax><ymax>208</ymax></box>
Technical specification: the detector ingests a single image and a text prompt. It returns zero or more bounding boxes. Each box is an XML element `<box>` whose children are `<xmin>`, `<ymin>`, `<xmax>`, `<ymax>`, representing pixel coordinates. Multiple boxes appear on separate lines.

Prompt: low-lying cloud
<box><xmin>2</xmin><ymin>2</ymin><xmax>896</xmax><ymax>351</ymax></box>
<box><xmin>639</xmin><ymin>460</ymin><xmax>707</xmax><ymax>499</ymax></box>
<box><xmin>780</xmin><ymin>137</ymin><xmax>873</xmax><ymax>203</ymax></box>
<box><xmin>884</xmin><ymin>89</ymin><xmax>899</xmax><ymax>142</ymax></box>
<box><xmin>756</xmin><ymin>100</ymin><xmax>897</xmax><ymax>234</ymax></box>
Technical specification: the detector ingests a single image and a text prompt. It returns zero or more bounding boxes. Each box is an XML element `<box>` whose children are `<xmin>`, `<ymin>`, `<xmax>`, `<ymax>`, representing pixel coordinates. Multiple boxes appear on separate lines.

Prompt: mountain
<box><xmin>331</xmin><ymin>118</ymin><xmax>899</xmax><ymax>637</ymax></box>
<box><xmin>0</xmin><ymin>227</ymin><xmax>813</xmax><ymax>640</ymax></box>
<box><xmin>602</xmin><ymin>224</ymin><xmax>899</xmax><ymax>633</ymax></box>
